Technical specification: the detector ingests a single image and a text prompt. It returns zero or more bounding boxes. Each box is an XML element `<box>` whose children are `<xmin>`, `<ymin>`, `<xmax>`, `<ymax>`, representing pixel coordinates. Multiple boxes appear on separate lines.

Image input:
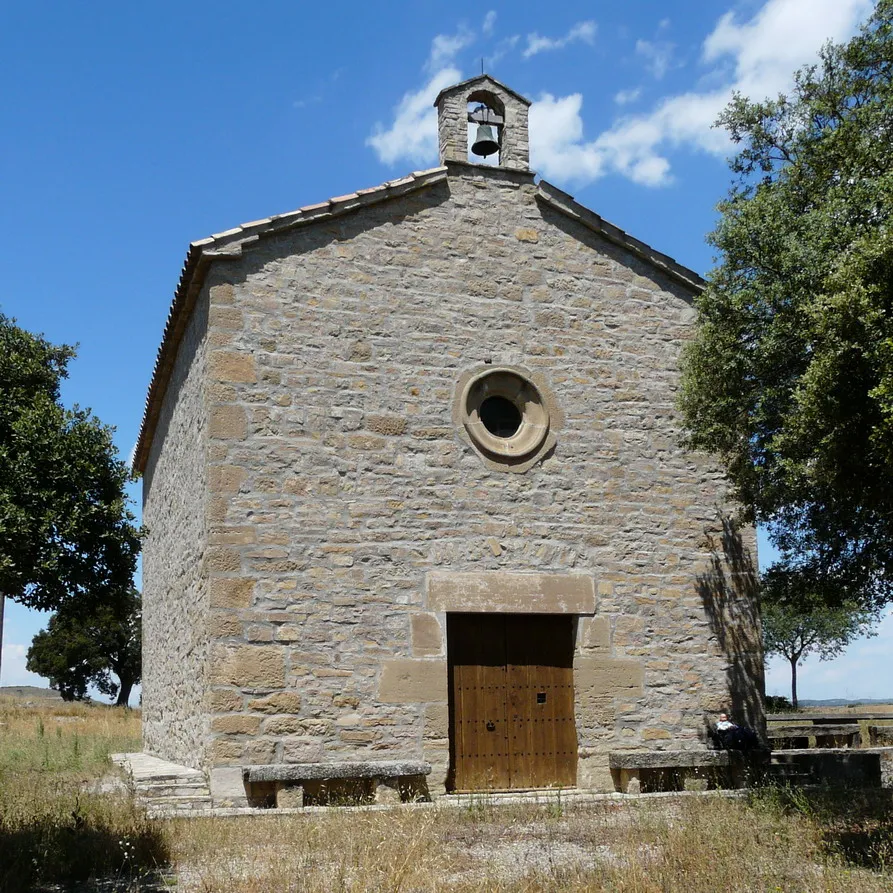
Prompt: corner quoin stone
<box><xmin>211</xmin><ymin>645</ymin><xmax>286</xmax><ymax>689</ymax></box>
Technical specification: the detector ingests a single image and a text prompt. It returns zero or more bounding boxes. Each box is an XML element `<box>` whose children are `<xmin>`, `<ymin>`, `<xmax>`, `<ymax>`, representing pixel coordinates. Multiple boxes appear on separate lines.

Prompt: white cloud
<box><xmin>488</xmin><ymin>34</ymin><xmax>520</xmax><ymax>68</ymax></box>
<box><xmin>482</xmin><ymin>10</ymin><xmax>497</xmax><ymax>36</ymax></box>
<box><xmin>531</xmin><ymin>0</ymin><xmax>872</xmax><ymax>187</ymax></box>
<box><xmin>0</xmin><ymin>643</ymin><xmax>46</xmax><ymax>687</ymax></box>
<box><xmin>614</xmin><ymin>87</ymin><xmax>642</xmax><ymax>106</ymax></box>
<box><xmin>368</xmin><ymin>0</ymin><xmax>872</xmax><ymax>184</ymax></box>
<box><xmin>427</xmin><ymin>26</ymin><xmax>475</xmax><ymax>73</ymax></box>
<box><xmin>367</xmin><ymin>67</ymin><xmax>461</xmax><ymax>166</ymax></box>
<box><xmin>523</xmin><ymin>21</ymin><xmax>596</xmax><ymax>59</ymax></box>
<box><xmin>636</xmin><ymin>38</ymin><xmax>676</xmax><ymax>80</ymax></box>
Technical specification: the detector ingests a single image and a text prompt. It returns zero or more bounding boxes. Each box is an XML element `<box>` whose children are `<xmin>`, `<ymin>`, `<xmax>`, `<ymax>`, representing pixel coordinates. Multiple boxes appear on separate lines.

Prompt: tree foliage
<box><xmin>26</xmin><ymin>589</ymin><xmax>141</xmax><ymax>706</ymax></box>
<box><xmin>761</xmin><ymin>567</ymin><xmax>879</xmax><ymax>708</ymax></box>
<box><xmin>680</xmin><ymin>2</ymin><xmax>893</xmax><ymax>611</ymax></box>
<box><xmin>0</xmin><ymin>314</ymin><xmax>141</xmax><ymax>610</ymax></box>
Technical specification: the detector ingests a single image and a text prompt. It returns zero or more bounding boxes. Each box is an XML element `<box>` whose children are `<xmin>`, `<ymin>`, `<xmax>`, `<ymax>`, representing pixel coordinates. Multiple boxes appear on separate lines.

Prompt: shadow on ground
<box><xmin>757</xmin><ymin>786</ymin><xmax>893</xmax><ymax>871</ymax></box>
<box><xmin>0</xmin><ymin>809</ymin><xmax>169</xmax><ymax>893</ymax></box>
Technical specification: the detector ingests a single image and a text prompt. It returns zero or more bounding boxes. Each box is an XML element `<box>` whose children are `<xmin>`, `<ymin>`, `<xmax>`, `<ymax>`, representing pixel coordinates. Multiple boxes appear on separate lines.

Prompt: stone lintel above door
<box><xmin>426</xmin><ymin>572</ymin><xmax>595</xmax><ymax>614</ymax></box>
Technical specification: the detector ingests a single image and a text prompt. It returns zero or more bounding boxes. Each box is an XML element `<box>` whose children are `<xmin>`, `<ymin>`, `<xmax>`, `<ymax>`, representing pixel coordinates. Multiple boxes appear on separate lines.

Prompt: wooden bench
<box><xmin>768</xmin><ymin>724</ymin><xmax>861</xmax><ymax>750</ymax></box>
<box><xmin>609</xmin><ymin>750</ymin><xmax>749</xmax><ymax>794</ymax></box>
<box><xmin>243</xmin><ymin>760</ymin><xmax>432</xmax><ymax>807</ymax></box>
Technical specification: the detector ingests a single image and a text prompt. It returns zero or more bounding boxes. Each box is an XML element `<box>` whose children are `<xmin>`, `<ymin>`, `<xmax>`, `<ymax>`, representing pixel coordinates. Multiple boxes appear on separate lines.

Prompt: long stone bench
<box><xmin>768</xmin><ymin>724</ymin><xmax>860</xmax><ymax>749</ymax></box>
<box><xmin>243</xmin><ymin>760</ymin><xmax>432</xmax><ymax>807</ymax></box>
<box><xmin>609</xmin><ymin>750</ymin><xmax>752</xmax><ymax>794</ymax></box>
<box><xmin>867</xmin><ymin>725</ymin><xmax>893</xmax><ymax>747</ymax></box>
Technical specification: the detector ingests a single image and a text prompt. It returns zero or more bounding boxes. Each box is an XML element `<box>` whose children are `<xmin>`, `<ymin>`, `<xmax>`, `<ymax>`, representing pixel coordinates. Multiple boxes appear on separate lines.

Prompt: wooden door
<box><xmin>449</xmin><ymin>613</ymin><xmax>577</xmax><ymax>791</ymax></box>
<box><xmin>448</xmin><ymin>613</ymin><xmax>511</xmax><ymax>790</ymax></box>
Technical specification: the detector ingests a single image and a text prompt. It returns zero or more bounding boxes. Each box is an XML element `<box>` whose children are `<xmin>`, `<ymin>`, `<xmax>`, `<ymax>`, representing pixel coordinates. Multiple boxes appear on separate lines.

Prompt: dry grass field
<box><xmin>1</xmin><ymin>695</ymin><xmax>892</xmax><ymax>892</ymax></box>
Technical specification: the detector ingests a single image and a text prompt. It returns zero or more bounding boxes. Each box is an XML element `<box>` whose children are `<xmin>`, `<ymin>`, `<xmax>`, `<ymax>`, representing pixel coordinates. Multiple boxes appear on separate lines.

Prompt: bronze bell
<box><xmin>471</xmin><ymin>124</ymin><xmax>499</xmax><ymax>157</ymax></box>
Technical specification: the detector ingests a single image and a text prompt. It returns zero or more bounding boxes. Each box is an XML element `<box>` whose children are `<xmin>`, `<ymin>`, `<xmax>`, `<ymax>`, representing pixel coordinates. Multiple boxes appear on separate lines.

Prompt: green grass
<box><xmin>1</xmin><ymin>696</ymin><xmax>892</xmax><ymax>891</ymax></box>
<box><xmin>0</xmin><ymin>696</ymin><xmax>167</xmax><ymax>892</ymax></box>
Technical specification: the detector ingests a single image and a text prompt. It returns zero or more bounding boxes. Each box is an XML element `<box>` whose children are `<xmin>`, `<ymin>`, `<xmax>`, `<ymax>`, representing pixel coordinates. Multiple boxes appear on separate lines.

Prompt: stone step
<box><xmin>137</xmin><ymin>783</ymin><xmax>212</xmax><ymax>798</ymax></box>
<box><xmin>112</xmin><ymin>752</ymin><xmax>213</xmax><ymax>812</ymax></box>
<box><xmin>145</xmin><ymin>796</ymin><xmax>213</xmax><ymax>810</ymax></box>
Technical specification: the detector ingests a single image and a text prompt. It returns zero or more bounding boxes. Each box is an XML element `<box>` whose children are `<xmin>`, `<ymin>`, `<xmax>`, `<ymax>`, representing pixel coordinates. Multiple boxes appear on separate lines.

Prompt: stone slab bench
<box><xmin>768</xmin><ymin>724</ymin><xmax>860</xmax><ymax>749</ymax></box>
<box><xmin>867</xmin><ymin>726</ymin><xmax>893</xmax><ymax>747</ymax></box>
<box><xmin>609</xmin><ymin>750</ymin><xmax>740</xmax><ymax>794</ymax></box>
<box><xmin>243</xmin><ymin>761</ymin><xmax>432</xmax><ymax>807</ymax></box>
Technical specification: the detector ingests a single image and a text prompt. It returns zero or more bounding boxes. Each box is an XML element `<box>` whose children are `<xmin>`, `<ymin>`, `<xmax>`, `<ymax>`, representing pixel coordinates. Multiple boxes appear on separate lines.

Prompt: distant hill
<box><xmin>0</xmin><ymin>685</ymin><xmax>62</xmax><ymax>700</ymax></box>
<box><xmin>798</xmin><ymin>698</ymin><xmax>893</xmax><ymax>706</ymax></box>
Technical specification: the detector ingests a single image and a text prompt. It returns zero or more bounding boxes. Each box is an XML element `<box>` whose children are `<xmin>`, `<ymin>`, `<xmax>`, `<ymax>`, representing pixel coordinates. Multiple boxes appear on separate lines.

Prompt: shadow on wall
<box><xmin>696</xmin><ymin>515</ymin><xmax>766</xmax><ymax>737</ymax></box>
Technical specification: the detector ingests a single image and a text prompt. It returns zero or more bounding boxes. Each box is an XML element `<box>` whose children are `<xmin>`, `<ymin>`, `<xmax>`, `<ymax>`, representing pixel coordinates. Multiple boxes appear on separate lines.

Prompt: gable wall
<box><xmin>196</xmin><ymin>169</ymin><xmax>762</xmax><ymax>796</ymax></box>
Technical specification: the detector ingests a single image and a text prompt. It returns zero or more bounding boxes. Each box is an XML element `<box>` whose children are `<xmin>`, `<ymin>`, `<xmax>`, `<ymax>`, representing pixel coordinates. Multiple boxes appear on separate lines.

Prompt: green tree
<box><xmin>26</xmin><ymin>589</ymin><xmax>141</xmax><ymax>705</ymax></box>
<box><xmin>761</xmin><ymin>567</ymin><xmax>879</xmax><ymax>708</ymax></box>
<box><xmin>0</xmin><ymin>313</ymin><xmax>141</xmax><ymax>677</ymax></box>
<box><xmin>679</xmin><ymin>2</ymin><xmax>893</xmax><ymax>611</ymax></box>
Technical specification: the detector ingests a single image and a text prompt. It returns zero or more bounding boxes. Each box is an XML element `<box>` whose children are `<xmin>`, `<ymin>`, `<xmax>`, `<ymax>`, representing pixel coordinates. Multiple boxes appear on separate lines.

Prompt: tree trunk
<box><xmin>789</xmin><ymin>656</ymin><xmax>799</xmax><ymax>709</ymax></box>
<box><xmin>0</xmin><ymin>593</ymin><xmax>4</xmax><ymax>684</ymax></box>
<box><xmin>116</xmin><ymin>675</ymin><xmax>134</xmax><ymax>707</ymax></box>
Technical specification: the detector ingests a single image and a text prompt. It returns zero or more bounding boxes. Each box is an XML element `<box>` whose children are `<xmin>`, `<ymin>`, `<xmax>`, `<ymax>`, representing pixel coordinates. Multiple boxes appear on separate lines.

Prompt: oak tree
<box><xmin>0</xmin><ymin>313</ymin><xmax>141</xmax><ymax>677</ymax></box>
<box><xmin>761</xmin><ymin>567</ymin><xmax>879</xmax><ymax>708</ymax></box>
<box><xmin>26</xmin><ymin>589</ymin><xmax>141</xmax><ymax>706</ymax></box>
<box><xmin>680</xmin><ymin>2</ymin><xmax>893</xmax><ymax>611</ymax></box>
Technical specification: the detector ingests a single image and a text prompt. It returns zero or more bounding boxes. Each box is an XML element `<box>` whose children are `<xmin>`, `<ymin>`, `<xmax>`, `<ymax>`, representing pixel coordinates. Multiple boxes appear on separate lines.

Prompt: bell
<box><xmin>471</xmin><ymin>124</ymin><xmax>499</xmax><ymax>157</ymax></box>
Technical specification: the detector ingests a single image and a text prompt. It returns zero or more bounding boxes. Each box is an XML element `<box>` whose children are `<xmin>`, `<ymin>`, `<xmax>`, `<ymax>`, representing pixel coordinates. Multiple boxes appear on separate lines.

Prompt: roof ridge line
<box><xmin>132</xmin><ymin>167</ymin><xmax>448</xmax><ymax>472</ymax></box>
<box><xmin>535</xmin><ymin>180</ymin><xmax>705</xmax><ymax>292</ymax></box>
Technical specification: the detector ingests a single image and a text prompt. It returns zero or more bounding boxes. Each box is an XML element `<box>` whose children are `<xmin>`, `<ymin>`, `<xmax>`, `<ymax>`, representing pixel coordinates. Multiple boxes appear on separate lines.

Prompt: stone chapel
<box><xmin>134</xmin><ymin>75</ymin><xmax>764</xmax><ymax>806</ymax></box>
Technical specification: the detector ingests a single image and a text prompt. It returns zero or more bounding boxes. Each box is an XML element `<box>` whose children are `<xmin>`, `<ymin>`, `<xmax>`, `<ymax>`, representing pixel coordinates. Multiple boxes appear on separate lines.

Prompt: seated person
<box><xmin>713</xmin><ymin>712</ymin><xmax>760</xmax><ymax>751</ymax></box>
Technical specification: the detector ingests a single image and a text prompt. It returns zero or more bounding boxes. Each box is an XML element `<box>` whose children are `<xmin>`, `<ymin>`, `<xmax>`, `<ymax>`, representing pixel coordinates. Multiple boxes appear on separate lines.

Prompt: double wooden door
<box><xmin>448</xmin><ymin>613</ymin><xmax>578</xmax><ymax>791</ymax></box>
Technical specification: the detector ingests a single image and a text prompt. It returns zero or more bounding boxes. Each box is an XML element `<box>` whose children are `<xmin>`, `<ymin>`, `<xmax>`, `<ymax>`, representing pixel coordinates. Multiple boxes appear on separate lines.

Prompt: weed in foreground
<box><xmin>0</xmin><ymin>696</ymin><xmax>167</xmax><ymax>892</ymax></box>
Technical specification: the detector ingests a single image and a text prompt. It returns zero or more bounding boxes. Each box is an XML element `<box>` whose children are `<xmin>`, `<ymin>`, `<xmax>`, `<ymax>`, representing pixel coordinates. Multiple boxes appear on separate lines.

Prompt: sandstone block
<box><xmin>575</xmin><ymin>657</ymin><xmax>644</xmax><ymax>696</ymax></box>
<box><xmin>208</xmin><ymin>464</ymin><xmax>247</xmax><ymax>494</ymax></box>
<box><xmin>242</xmin><ymin>737</ymin><xmax>277</xmax><ymax>764</ymax></box>
<box><xmin>212</xmin><ymin>645</ymin><xmax>286</xmax><ymax>689</ymax></box>
<box><xmin>249</xmin><ymin>691</ymin><xmax>302</xmax><ymax>714</ymax></box>
<box><xmin>209</xmin><ymin>404</ymin><xmax>247</xmax><ymax>439</ymax></box>
<box><xmin>263</xmin><ymin>715</ymin><xmax>305</xmax><ymax>736</ymax></box>
<box><xmin>209</xmin><ymin>526</ymin><xmax>256</xmax><ymax>545</ymax></box>
<box><xmin>210</xmin><ymin>738</ymin><xmax>243</xmax><ymax>763</ymax></box>
<box><xmin>425</xmin><ymin>703</ymin><xmax>449</xmax><ymax>739</ymax></box>
<box><xmin>411</xmin><ymin>613</ymin><xmax>443</xmax><ymax>657</ymax></box>
<box><xmin>207</xmin><ymin>688</ymin><xmax>243</xmax><ymax>713</ymax></box>
<box><xmin>211</xmin><ymin>714</ymin><xmax>262</xmax><ymax>735</ymax></box>
<box><xmin>579</xmin><ymin>616</ymin><xmax>611</xmax><ymax>651</ymax></box>
<box><xmin>211</xmin><ymin>577</ymin><xmax>257</xmax><ymax>608</ymax></box>
<box><xmin>208</xmin><ymin>611</ymin><xmax>242</xmax><ymax>638</ymax></box>
<box><xmin>205</xmin><ymin>546</ymin><xmax>242</xmax><ymax>574</ymax></box>
<box><xmin>210</xmin><ymin>350</ymin><xmax>257</xmax><ymax>383</ymax></box>
<box><xmin>366</xmin><ymin>414</ymin><xmax>407</xmax><ymax>436</ymax></box>
<box><xmin>378</xmin><ymin>659</ymin><xmax>448</xmax><ymax>703</ymax></box>
<box><xmin>209</xmin><ymin>283</ymin><xmax>235</xmax><ymax>304</ymax></box>
<box><xmin>209</xmin><ymin>305</ymin><xmax>243</xmax><ymax>330</ymax></box>
<box><xmin>427</xmin><ymin>572</ymin><xmax>595</xmax><ymax>614</ymax></box>
<box><xmin>515</xmin><ymin>228</ymin><xmax>539</xmax><ymax>242</ymax></box>
<box><xmin>276</xmin><ymin>784</ymin><xmax>304</xmax><ymax>808</ymax></box>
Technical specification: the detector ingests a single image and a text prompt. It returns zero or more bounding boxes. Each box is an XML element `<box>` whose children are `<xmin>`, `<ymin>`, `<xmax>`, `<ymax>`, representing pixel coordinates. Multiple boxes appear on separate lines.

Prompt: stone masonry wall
<box><xmin>142</xmin><ymin>288</ymin><xmax>211</xmax><ymax>769</ymax></box>
<box><xmin>200</xmin><ymin>167</ymin><xmax>762</xmax><ymax>795</ymax></box>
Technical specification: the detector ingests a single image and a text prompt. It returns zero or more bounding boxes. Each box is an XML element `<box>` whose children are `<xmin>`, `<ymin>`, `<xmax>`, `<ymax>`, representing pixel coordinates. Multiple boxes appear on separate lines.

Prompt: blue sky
<box><xmin>1</xmin><ymin>0</ymin><xmax>890</xmax><ymax>702</ymax></box>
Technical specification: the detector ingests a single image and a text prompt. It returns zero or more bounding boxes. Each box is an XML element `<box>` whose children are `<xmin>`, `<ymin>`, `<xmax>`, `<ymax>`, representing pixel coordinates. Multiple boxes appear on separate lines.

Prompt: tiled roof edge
<box><xmin>133</xmin><ymin>167</ymin><xmax>448</xmax><ymax>473</ymax></box>
<box><xmin>535</xmin><ymin>180</ymin><xmax>706</xmax><ymax>293</ymax></box>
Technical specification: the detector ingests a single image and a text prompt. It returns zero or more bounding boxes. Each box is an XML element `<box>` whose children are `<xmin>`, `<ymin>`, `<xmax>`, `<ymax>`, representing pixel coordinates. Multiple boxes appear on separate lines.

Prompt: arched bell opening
<box><xmin>466</xmin><ymin>90</ymin><xmax>505</xmax><ymax>166</ymax></box>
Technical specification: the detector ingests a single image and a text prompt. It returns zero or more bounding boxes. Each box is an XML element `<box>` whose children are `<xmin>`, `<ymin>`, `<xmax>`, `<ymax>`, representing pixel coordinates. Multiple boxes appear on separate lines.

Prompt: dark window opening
<box><xmin>480</xmin><ymin>396</ymin><xmax>522</xmax><ymax>438</ymax></box>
